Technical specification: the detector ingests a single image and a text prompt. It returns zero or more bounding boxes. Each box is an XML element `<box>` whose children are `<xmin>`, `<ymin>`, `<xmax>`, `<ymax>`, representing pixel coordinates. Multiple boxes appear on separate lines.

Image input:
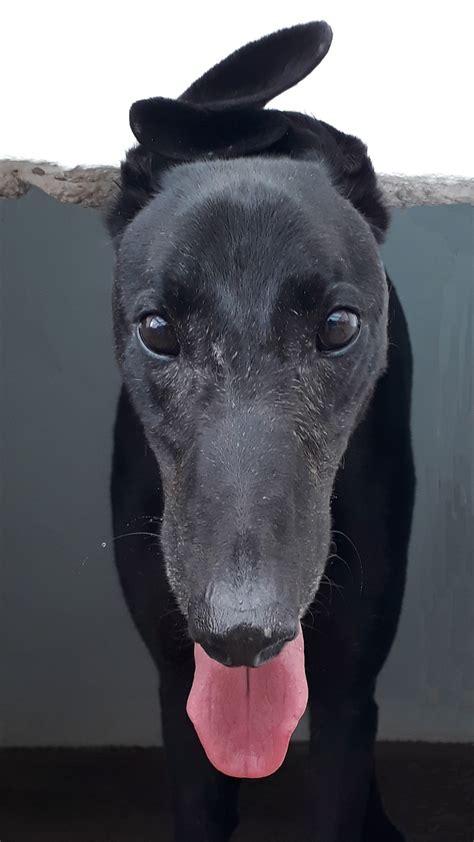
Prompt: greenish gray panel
<box><xmin>0</xmin><ymin>189</ymin><xmax>472</xmax><ymax>745</ymax></box>
<box><xmin>0</xmin><ymin>189</ymin><xmax>158</xmax><ymax>746</ymax></box>
<box><xmin>378</xmin><ymin>204</ymin><xmax>473</xmax><ymax>740</ymax></box>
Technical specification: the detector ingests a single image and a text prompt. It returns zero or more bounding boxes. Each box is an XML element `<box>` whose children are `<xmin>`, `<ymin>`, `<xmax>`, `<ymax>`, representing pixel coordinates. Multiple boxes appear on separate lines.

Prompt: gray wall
<box><xmin>0</xmin><ymin>188</ymin><xmax>472</xmax><ymax>746</ymax></box>
<box><xmin>378</xmin><ymin>203</ymin><xmax>473</xmax><ymax>741</ymax></box>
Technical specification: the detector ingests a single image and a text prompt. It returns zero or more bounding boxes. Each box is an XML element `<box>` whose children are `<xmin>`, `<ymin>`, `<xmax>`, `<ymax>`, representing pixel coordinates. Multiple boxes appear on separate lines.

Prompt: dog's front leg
<box><xmin>306</xmin><ymin>695</ymin><xmax>404</xmax><ymax>842</ymax></box>
<box><xmin>159</xmin><ymin>661</ymin><xmax>240</xmax><ymax>842</ymax></box>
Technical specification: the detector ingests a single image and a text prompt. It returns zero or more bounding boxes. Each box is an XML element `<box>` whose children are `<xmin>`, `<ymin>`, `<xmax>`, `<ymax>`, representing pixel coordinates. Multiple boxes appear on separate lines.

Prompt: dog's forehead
<box><xmin>118</xmin><ymin>157</ymin><xmax>381</xmax><ymax>301</ymax></box>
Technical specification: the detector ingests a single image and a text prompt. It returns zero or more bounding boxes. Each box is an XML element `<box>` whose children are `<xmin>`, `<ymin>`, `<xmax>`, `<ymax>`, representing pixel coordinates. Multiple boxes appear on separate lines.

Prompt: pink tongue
<box><xmin>186</xmin><ymin>626</ymin><xmax>308</xmax><ymax>778</ymax></box>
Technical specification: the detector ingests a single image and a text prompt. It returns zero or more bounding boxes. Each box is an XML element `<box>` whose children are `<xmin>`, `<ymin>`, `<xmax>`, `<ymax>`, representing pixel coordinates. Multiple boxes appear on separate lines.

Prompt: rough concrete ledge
<box><xmin>1</xmin><ymin>159</ymin><xmax>473</xmax><ymax>209</ymax></box>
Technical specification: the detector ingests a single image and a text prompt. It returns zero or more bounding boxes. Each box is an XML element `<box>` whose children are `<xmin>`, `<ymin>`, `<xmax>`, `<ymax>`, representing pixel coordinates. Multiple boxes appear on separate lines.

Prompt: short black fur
<box><xmin>106</xmin><ymin>21</ymin><xmax>414</xmax><ymax>842</ymax></box>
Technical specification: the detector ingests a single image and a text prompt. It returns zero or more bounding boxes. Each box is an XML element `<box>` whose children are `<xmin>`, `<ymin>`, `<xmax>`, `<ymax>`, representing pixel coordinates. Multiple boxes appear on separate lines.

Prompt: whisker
<box><xmin>331</xmin><ymin>529</ymin><xmax>364</xmax><ymax>595</ymax></box>
<box><xmin>111</xmin><ymin>530</ymin><xmax>161</xmax><ymax>541</ymax></box>
<box><xmin>320</xmin><ymin>571</ymin><xmax>345</xmax><ymax>594</ymax></box>
<box><xmin>326</xmin><ymin>552</ymin><xmax>352</xmax><ymax>580</ymax></box>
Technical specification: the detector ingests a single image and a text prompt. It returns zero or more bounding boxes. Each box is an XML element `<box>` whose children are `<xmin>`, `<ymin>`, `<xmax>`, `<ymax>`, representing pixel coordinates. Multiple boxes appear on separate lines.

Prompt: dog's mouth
<box><xmin>186</xmin><ymin>624</ymin><xmax>308</xmax><ymax>778</ymax></box>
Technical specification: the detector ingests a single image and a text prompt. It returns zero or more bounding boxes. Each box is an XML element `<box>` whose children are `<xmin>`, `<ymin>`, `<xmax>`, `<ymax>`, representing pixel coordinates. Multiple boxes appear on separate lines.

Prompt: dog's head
<box><xmin>107</xmin><ymin>22</ymin><xmax>389</xmax><ymax>668</ymax></box>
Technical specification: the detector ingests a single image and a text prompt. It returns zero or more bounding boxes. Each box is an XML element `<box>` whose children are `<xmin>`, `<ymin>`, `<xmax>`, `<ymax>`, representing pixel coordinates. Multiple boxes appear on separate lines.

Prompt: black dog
<box><xmin>106</xmin><ymin>21</ymin><xmax>415</xmax><ymax>842</ymax></box>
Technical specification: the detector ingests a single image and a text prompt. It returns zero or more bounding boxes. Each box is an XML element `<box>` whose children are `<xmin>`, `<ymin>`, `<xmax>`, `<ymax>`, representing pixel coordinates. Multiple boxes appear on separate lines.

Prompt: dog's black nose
<box><xmin>189</xmin><ymin>610</ymin><xmax>298</xmax><ymax>668</ymax></box>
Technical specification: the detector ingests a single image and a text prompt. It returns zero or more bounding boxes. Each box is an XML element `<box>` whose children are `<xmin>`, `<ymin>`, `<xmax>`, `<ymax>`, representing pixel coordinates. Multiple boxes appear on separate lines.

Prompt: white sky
<box><xmin>1</xmin><ymin>0</ymin><xmax>472</xmax><ymax>175</ymax></box>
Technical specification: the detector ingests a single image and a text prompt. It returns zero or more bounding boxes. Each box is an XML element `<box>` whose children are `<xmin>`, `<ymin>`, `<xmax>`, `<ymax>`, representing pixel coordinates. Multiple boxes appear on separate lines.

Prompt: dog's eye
<box><xmin>138</xmin><ymin>314</ymin><xmax>180</xmax><ymax>357</ymax></box>
<box><xmin>317</xmin><ymin>309</ymin><xmax>360</xmax><ymax>353</ymax></box>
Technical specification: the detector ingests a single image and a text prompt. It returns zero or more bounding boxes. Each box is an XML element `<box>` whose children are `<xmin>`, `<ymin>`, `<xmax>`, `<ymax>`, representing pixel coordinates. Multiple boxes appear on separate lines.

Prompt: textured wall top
<box><xmin>1</xmin><ymin>160</ymin><xmax>473</xmax><ymax>209</ymax></box>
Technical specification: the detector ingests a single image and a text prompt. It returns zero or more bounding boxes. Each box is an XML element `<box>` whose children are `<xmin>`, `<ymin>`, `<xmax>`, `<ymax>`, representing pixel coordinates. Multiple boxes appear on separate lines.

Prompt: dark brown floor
<box><xmin>0</xmin><ymin>744</ymin><xmax>472</xmax><ymax>841</ymax></box>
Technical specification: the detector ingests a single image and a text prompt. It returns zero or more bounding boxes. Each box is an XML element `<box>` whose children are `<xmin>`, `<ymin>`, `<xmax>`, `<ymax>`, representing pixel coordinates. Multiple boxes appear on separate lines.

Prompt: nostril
<box><xmin>252</xmin><ymin>639</ymin><xmax>285</xmax><ymax>667</ymax></box>
<box><xmin>253</xmin><ymin>625</ymin><xmax>298</xmax><ymax>666</ymax></box>
<box><xmin>188</xmin><ymin>597</ymin><xmax>299</xmax><ymax>667</ymax></box>
<box><xmin>200</xmin><ymin>640</ymin><xmax>233</xmax><ymax>667</ymax></box>
<box><xmin>192</xmin><ymin>622</ymin><xmax>298</xmax><ymax>669</ymax></box>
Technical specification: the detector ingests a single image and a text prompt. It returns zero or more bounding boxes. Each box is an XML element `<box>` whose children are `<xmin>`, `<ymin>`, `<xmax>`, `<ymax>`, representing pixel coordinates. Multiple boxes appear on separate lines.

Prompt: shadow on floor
<box><xmin>0</xmin><ymin>743</ymin><xmax>472</xmax><ymax>841</ymax></box>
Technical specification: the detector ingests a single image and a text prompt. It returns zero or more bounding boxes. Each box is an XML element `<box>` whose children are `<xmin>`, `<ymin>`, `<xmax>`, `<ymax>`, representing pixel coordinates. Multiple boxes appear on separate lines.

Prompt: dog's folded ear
<box><xmin>129</xmin><ymin>22</ymin><xmax>332</xmax><ymax>159</ymax></box>
<box><xmin>315</xmin><ymin>120</ymin><xmax>390</xmax><ymax>241</ymax></box>
<box><xmin>179</xmin><ymin>21</ymin><xmax>332</xmax><ymax>110</ymax></box>
<box><xmin>130</xmin><ymin>97</ymin><xmax>289</xmax><ymax>159</ymax></box>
